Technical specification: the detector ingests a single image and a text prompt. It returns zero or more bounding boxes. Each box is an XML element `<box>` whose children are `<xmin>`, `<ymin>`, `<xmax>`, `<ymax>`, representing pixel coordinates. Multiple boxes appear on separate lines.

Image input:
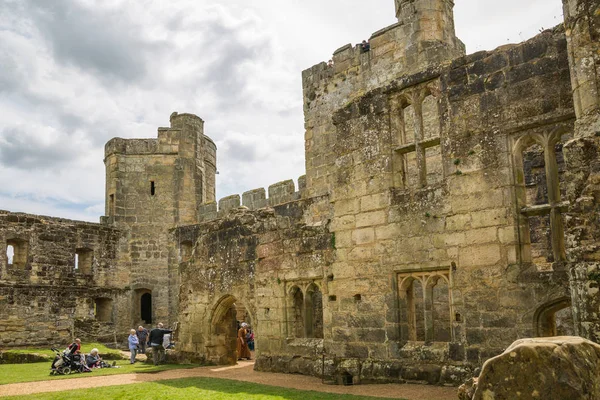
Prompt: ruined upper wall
<box><xmin>302</xmin><ymin>0</ymin><xmax>465</xmax><ymax>200</ymax></box>
<box><xmin>0</xmin><ymin>210</ymin><xmax>125</xmax><ymax>346</ymax></box>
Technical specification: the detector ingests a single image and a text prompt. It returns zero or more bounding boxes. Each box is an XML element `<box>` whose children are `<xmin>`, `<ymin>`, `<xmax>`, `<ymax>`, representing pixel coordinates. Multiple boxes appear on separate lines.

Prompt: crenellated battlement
<box><xmin>197</xmin><ymin>175</ymin><xmax>307</xmax><ymax>222</ymax></box>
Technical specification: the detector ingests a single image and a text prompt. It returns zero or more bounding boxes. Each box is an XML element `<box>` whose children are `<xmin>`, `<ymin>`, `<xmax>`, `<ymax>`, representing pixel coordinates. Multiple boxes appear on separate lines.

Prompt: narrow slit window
<box><xmin>150</xmin><ymin>181</ymin><xmax>156</xmax><ymax>196</ymax></box>
<box><xmin>74</xmin><ymin>253</ymin><xmax>79</xmax><ymax>271</ymax></box>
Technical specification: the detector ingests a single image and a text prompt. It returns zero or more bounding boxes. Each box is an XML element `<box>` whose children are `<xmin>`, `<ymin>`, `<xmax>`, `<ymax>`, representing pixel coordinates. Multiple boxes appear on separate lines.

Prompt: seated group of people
<box><xmin>51</xmin><ymin>338</ymin><xmax>112</xmax><ymax>372</ymax></box>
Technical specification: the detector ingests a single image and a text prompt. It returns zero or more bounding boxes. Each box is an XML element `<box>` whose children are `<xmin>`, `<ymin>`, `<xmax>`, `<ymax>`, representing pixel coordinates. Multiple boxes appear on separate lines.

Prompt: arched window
<box><xmin>513</xmin><ymin>130</ymin><xmax>569</xmax><ymax>270</ymax></box>
<box><xmin>398</xmin><ymin>270</ymin><xmax>451</xmax><ymax>343</ymax></box>
<box><xmin>290</xmin><ymin>286</ymin><xmax>305</xmax><ymax>338</ymax></box>
<box><xmin>391</xmin><ymin>83</ymin><xmax>443</xmax><ymax>190</ymax></box>
<box><xmin>305</xmin><ymin>284</ymin><xmax>324</xmax><ymax>339</ymax></box>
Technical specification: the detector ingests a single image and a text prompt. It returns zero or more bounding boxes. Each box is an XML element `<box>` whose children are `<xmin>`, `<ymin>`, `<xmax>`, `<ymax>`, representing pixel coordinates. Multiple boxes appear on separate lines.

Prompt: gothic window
<box><xmin>391</xmin><ymin>84</ymin><xmax>443</xmax><ymax>189</ymax></box>
<box><xmin>287</xmin><ymin>282</ymin><xmax>324</xmax><ymax>339</ymax></box>
<box><xmin>513</xmin><ymin>129</ymin><xmax>570</xmax><ymax>270</ymax></box>
<box><xmin>305</xmin><ymin>284</ymin><xmax>324</xmax><ymax>339</ymax></box>
<box><xmin>398</xmin><ymin>270</ymin><xmax>451</xmax><ymax>343</ymax></box>
<box><xmin>289</xmin><ymin>286</ymin><xmax>305</xmax><ymax>338</ymax></box>
<box><xmin>6</xmin><ymin>239</ymin><xmax>28</xmax><ymax>269</ymax></box>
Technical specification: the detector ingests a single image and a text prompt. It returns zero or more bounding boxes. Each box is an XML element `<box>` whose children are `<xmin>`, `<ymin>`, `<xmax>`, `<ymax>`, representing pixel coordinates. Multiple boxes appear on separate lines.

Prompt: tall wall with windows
<box><xmin>173</xmin><ymin>0</ymin><xmax>600</xmax><ymax>386</ymax></box>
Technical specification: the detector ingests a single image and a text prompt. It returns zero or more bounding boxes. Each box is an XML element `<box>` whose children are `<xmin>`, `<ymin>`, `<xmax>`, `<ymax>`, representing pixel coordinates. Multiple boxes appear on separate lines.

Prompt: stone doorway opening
<box><xmin>208</xmin><ymin>295</ymin><xmax>254</xmax><ymax>365</ymax></box>
<box><xmin>134</xmin><ymin>288</ymin><xmax>152</xmax><ymax>326</ymax></box>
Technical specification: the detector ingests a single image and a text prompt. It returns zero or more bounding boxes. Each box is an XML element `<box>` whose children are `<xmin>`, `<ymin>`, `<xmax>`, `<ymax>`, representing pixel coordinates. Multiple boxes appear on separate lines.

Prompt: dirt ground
<box><xmin>0</xmin><ymin>360</ymin><xmax>458</xmax><ymax>400</ymax></box>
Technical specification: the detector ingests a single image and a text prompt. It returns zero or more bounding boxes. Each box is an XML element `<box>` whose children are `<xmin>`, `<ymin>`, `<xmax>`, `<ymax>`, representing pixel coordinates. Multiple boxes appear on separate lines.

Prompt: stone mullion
<box><xmin>413</xmin><ymin>101</ymin><xmax>427</xmax><ymax>187</ymax></box>
<box><xmin>543</xmin><ymin>140</ymin><xmax>567</xmax><ymax>262</ymax></box>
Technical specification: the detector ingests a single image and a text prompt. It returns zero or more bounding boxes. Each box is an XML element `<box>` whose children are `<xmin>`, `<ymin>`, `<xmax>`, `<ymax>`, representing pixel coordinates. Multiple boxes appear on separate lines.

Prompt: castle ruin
<box><xmin>1</xmin><ymin>0</ymin><xmax>599</xmax><ymax>386</ymax></box>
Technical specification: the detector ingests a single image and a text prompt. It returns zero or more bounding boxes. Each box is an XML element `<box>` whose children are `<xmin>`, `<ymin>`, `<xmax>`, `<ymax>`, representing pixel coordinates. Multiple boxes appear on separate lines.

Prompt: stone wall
<box><xmin>175</xmin><ymin>197</ymin><xmax>333</xmax><ymax>367</ymax></box>
<box><xmin>0</xmin><ymin>211</ymin><xmax>125</xmax><ymax>347</ymax></box>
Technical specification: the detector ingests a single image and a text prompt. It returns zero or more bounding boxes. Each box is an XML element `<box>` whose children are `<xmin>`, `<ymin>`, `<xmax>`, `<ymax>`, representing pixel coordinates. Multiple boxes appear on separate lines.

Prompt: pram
<box><xmin>49</xmin><ymin>348</ymin><xmax>90</xmax><ymax>375</ymax></box>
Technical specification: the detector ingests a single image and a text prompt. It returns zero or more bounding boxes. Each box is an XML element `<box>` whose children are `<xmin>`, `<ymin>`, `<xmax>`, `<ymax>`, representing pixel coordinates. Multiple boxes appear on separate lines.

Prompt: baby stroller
<box><xmin>49</xmin><ymin>348</ymin><xmax>89</xmax><ymax>375</ymax></box>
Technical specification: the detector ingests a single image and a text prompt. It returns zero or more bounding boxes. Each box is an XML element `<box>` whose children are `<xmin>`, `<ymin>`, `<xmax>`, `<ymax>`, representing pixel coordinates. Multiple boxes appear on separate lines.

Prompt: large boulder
<box><xmin>470</xmin><ymin>336</ymin><xmax>600</xmax><ymax>400</ymax></box>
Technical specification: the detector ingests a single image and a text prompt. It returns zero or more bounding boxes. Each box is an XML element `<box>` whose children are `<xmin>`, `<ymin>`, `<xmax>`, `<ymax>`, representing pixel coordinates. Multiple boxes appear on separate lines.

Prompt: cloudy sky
<box><xmin>0</xmin><ymin>0</ymin><xmax>564</xmax><ymax>222</ymax></box>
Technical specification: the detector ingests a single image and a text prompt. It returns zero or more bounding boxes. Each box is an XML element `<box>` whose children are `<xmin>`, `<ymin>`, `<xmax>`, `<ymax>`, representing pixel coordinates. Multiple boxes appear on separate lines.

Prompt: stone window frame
<box><xmin>396</xmin><ymin>268</ymin><xmax>453</xmax><ymax>343</ymax></box>
<box><xmin>75</xmin><ymin>247</ymin><xmax>94</xmax><ymax>274</ymax></box>
<box><xmin>511</xmin><ymin>127</ymin><xmax>570</xmax><ymax>267</ymax></box>
<box><xmin>390</xmin><ymin>80</ymin><xmax>443</xmax><ymax>189</ymax></box>
<box><xmin>94</xmin><ymin>297</ymin><xmax>113</xmax><ymax>322</ymax></box>
<box><xmin>284</xmin><ymin>279</ymin><xmax>324</xmax><ymax>340</ymax></box>
<box><xmin>6</xmin><ymin>238</ymin><xmax>29</xmax><ymax>269</ymax></box>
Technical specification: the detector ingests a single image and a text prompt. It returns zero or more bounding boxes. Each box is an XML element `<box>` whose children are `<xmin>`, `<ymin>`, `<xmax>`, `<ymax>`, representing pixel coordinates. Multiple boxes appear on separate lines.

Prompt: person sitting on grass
<box><xmin>128</xmin><ymin>329</ymin><xmax>139</xmax><ymax>364</ymax></box>
<box><xmin>86</xmin><ymin>348</ymin><xmax>102</xmax><ymax>368</ymax></box>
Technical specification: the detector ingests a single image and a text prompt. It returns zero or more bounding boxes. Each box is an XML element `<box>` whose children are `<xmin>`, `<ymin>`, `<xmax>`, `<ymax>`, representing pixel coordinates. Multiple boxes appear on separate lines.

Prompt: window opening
<box><xmin>94</xmin><ymin>298</ymin><xmax>113</xmax><ymax>322</ymax></box>
<box><xmin>306</xmin><ymin>284</ymin><xmax>324</xmax><ymax>339</ymax></box>
<box><xmin>109</xmin><ymin>194</ymin><xmax>115</xmax><ymax>216</ymax></box>
<box><xmin>150</xmin><ymin>181</ymin><xmax>155</xmax><ymax>196</ymax></box>
<box><xmin>290</xmin><ymin>286</ymin><xmax>305</xmax><ymax>338</ymax></box>
<box><xmin>75</xmin><ymin>248</ymin><xmax>93</xmax><ymax>274</ymax></box>
<box><xmin>392</xmin><ymin>85</ymin><xmax>442</xmax><ymax>189</ymax></box>
<box><xmin>6</xmin><ymin>245</ymin><xmax>14</xmax><ymax>265</ymax></box>
<box><xmin>6</xmin><ymin>239</ymin><xmax>28</xmax><ymax>269</ymax></box>
<box><xmin>513</xmin><ymin>131</ymin><xmax>569</xmax><ymax>270</ymax></box>
<box><xmin>398</xmin><ymin>270</ymin><xmax>451</xmax><ymax>343</ymax></box>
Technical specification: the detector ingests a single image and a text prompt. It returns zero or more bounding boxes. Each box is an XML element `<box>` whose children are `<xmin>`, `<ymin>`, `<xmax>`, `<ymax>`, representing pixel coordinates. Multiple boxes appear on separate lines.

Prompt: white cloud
<box><xmin>0</xmin><ymin>0</ymin><xmax>566</xmax><ymax>220</ymax></box>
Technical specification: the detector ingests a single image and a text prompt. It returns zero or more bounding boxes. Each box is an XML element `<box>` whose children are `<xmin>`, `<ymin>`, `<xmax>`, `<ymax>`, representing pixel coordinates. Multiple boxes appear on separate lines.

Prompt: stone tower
<box><xmin>394</xmin><ymin>0</ymin><xmax>465</xmax><ymax>66</ymax></box>
<box><xmin>104</xmin><ymin>112</ymin><xmax>216</xmax><ymax>327</ymax></box>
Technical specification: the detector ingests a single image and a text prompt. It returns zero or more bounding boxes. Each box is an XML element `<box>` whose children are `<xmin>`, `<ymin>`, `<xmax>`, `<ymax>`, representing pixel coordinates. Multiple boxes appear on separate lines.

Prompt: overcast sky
<box><xmin>0</xmin><ymin>0</ymin><xmax>564</xmax><ymax>222</ymax></box>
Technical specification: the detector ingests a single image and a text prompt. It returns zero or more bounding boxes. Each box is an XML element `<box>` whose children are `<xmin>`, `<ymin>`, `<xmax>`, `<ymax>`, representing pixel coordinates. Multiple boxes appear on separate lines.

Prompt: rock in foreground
<box><xmin>469</xmin><ymin>336</ymin><xmax>600</xmax><ymax>400</ymax></box>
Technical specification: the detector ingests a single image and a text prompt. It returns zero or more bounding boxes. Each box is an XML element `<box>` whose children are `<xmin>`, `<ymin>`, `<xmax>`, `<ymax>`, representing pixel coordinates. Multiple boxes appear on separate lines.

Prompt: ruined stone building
<box><xmin>1</xmin><ymin>0</ymin><xmax>599</xmax><ymax>385</ymax></box>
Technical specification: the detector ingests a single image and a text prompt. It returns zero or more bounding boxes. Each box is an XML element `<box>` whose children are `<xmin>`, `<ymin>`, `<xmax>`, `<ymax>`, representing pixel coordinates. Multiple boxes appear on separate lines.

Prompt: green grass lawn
<box><xmin>1</xmin><ymin>342</ymin><xmax>122</xmax><ymax>358</ymax></box>
<box><xmin>0</xmin><ymin>360</ymin><xmax>198</xmax><ymax>385</ymax></box>
<box><xmin>5</xmin><ymin>377</ymin><xmax>400</xmax><ymax>400</ymax></box>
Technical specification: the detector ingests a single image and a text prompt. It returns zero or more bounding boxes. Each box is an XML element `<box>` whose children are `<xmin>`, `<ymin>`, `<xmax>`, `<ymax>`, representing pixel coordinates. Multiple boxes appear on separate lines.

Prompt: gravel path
<box><xmin>0</xmin><ymin>360</ymin><xmax>457</xmax><ymax>400</ymax></box>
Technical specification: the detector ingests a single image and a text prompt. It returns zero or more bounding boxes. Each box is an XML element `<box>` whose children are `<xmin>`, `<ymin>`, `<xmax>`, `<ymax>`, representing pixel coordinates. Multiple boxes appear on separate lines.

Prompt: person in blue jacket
<box><xmin>128</xmin><ymin>329</ymin><xmax>139</xmax><ymax>364</ymax></box>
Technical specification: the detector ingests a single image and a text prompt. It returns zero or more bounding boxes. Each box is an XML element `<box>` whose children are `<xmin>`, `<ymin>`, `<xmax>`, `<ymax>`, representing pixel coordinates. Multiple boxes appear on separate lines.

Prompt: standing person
<box><xmin>236</xmin><ymin>322</ymin><xmax>251</xmax><ymax>360</ymax></box>
<box><xmin>128</xmin><ymin>329</ymin><xmax>139</xmax><ymax>364</ymax></box>
<box><xmin>136</xmin><ymin>325</ymin><xmax>148</xmax><ymax>354</ymax></box>
<box><xmin>246</xmin><ymin>327</ymin><xmax>255</xmax><ymax>351</ymax></box>
<box><xmin>147</xmin><ymin>322</ymin><xmax>172</xmax><ymax>366</ymax></box>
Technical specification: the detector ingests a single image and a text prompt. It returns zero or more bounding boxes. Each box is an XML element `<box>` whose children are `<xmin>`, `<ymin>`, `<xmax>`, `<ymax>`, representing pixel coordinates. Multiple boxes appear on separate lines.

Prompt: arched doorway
<box><xmin>133</xmin><ymin>288</ymin><xmax>152</xmax><ymax>326</ymax></box>
<box><xmin>208</xmin><ymin>295</ymin><xmax>254</xmax><ymax>365</ymax></box>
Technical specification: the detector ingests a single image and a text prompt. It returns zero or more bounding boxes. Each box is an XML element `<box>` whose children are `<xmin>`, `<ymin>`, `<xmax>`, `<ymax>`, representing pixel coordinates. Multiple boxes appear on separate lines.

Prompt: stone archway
<box><xmin>207</xmin><ymin>295</ymin><xmax>254</xmax><ymax>365</ymax></box>
<box><xmin>534</xmin><ymin>297</ymin><xmax>574</xmax><ymax>337</ymax></box>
